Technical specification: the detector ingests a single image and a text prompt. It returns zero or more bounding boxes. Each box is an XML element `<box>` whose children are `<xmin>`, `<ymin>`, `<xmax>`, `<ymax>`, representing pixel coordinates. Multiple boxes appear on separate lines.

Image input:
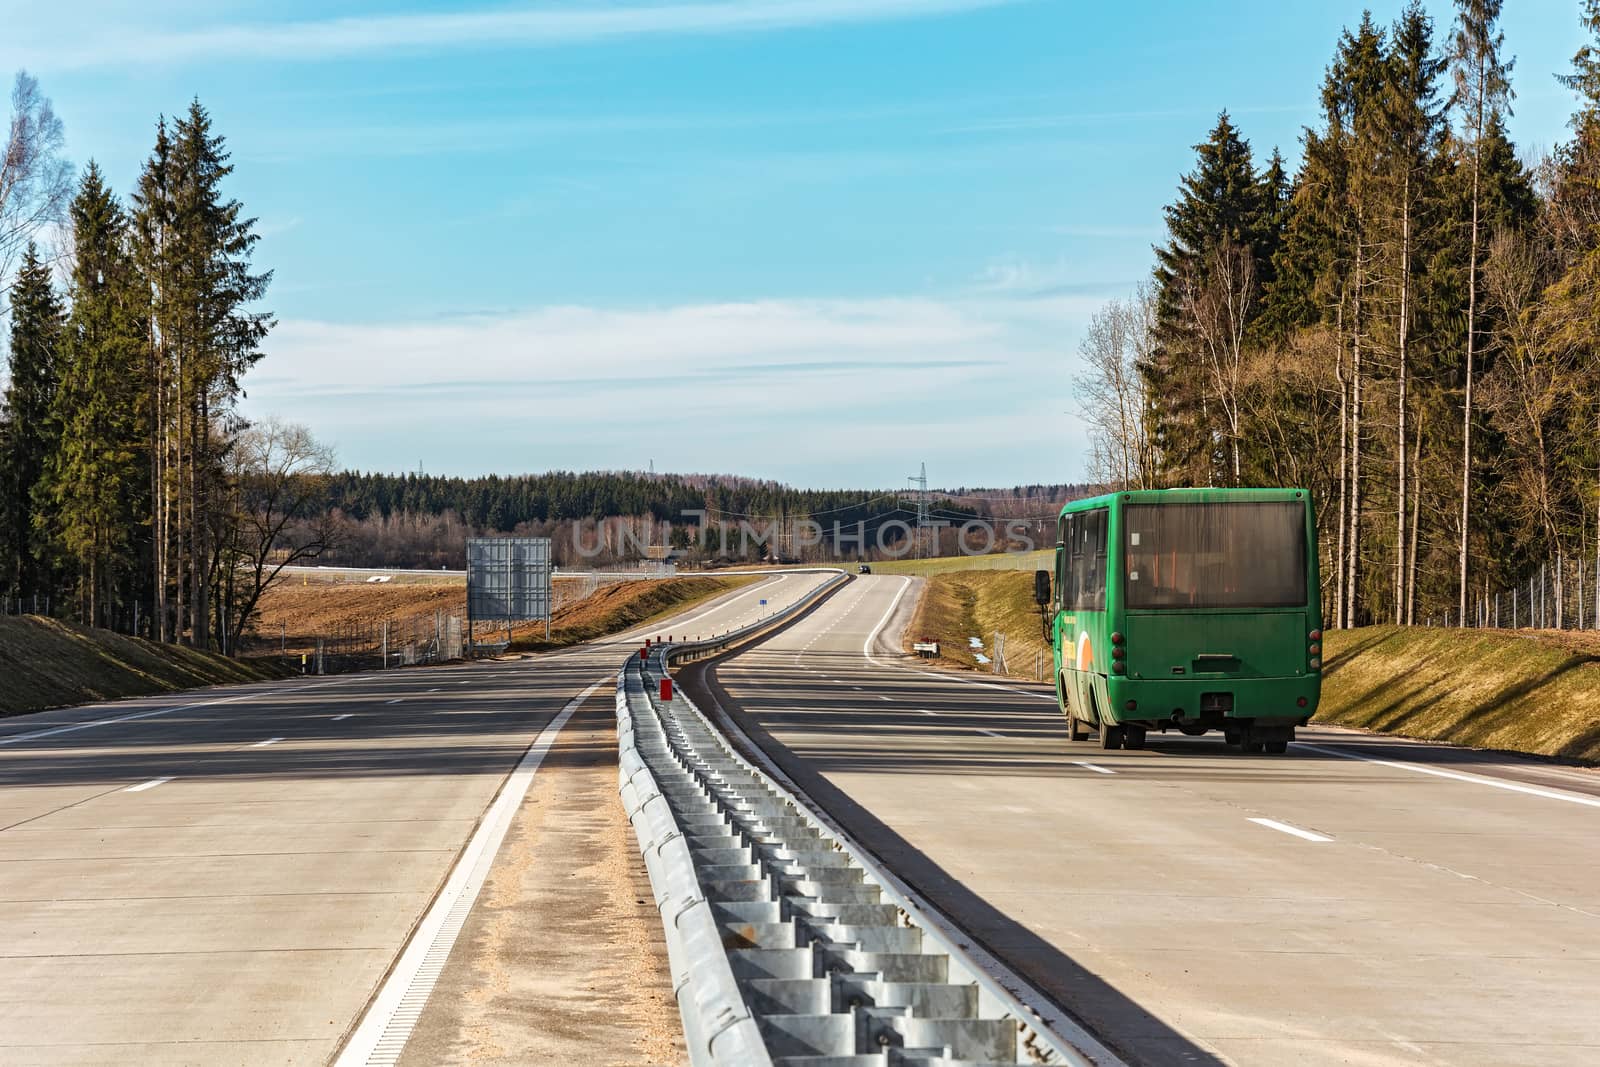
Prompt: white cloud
<box><xmin>242</xmin><ymin>291</ymin><xmax>1099</xmax><ymax>483</ymax></box>
<box><xmin>23</xmin><ymin>0</ymin><xmax>1026</xmax><ymax>70</ymax></box>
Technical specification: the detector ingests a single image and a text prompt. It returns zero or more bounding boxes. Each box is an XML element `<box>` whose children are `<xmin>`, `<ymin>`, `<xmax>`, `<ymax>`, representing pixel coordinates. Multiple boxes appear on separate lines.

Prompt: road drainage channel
<box><xmin>619</xmin><ymin>647</ymin><xmax>1103</xmax><ymax>1067</ymax></box>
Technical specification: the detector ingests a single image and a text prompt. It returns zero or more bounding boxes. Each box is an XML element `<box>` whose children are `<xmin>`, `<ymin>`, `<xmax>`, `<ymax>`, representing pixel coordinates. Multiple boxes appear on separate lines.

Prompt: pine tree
<box><xmin>0</xmin><ymin>243</ymin><xmax>65</xmax><ymax>602</ymax></box>
<box><xmin>1449</xmin><ymin>0</ymin><xmax>1513</xmax><ymax>626</ymax></box>
<box><xmin>132</xmin><ymin>101</ymin><xmax>271</xmax><ymax>648</ymax></box>
<box><xmin>43</xmin><ymin>162</ymin><xmax>148</xmax><ymax>628</ymax></box>
<box><xmin>1148</xmin><ymin>112</ymin><xmax>1270</xmax><ymax>485</ymax></box>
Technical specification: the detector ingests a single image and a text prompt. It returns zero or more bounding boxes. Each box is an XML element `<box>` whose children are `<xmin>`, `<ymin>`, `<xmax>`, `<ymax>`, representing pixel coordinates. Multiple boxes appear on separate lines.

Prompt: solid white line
<box><xmin>334</xmin><ymin>679</ymin><xmax>603</xmax><ymax>1067</ymax></box>
<box><xmin>1072</xmin><ymin>761</ymin><xmax>1115</xmax><ymax>775</ymax></box>
<box><xmin>332</xmin><ymin>713</ymin><xmax>353</xmax><ymax>722</ymax></box>
<box><xmin>1299</xmin><ymin>743</ymin><xmax>1600</xmax><ymax>810</ymax></box>
<box><xmin>252</xmin><ymin>737</ymin><xmax>284</xmax><ymax>748</ymax></box>
<box><xmin>385</xmin><ymin>698</ymin><xmax>403</xmax><ymax>705</ymax></box>
<box><xmin>0</xmin><ymin>677</ymin><xmax>358</xmax><ymax>748</ymax></box>
<box><xmin>124</xmin><ymin>777</ymin><xmax>172</xmax><ymax>792</ymax></box>
<box><xmin>1249</xmin><ymin>817</ymin><xmax>1332</xmax><ymax>842</ymax></box>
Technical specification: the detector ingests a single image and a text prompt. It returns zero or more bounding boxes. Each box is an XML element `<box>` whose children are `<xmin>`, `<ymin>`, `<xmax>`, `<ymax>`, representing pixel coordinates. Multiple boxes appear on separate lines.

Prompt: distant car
<box><xmin>858</xmin><ymin>564</ymin><xmax>872</xmax><ymax>574</ymax></box>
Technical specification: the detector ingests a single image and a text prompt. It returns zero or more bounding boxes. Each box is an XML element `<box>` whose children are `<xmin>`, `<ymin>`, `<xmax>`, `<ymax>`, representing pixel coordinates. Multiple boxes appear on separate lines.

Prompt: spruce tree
<box><xmin>0</xmin><ymin>244</ymin><xmax>65</xmax><ymax>602</ymax></box>
<box><xmin>1148</xmin><ymin>112</ymin><xmax>1268</xmax><ymax>485</ymax></box>
<box><xmin>44</xmin><ymin>163</ymin><xmax>148</xmax><ymax>628</ymax></box>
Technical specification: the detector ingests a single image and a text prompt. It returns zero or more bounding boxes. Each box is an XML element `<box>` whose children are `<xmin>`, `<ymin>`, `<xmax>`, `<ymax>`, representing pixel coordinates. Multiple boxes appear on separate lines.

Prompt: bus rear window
<box><xmin>1124</xmin><ymin>502</ymin><xmax>1307</xmax><ymax>609</ymax></box>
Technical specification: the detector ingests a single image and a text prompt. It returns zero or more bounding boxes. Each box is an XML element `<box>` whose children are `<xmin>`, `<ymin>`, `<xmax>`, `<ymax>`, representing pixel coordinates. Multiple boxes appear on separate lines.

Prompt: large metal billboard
<box><xmin>466</xmin><ymin>537</ymin><xmax>552</xmax><ymax>622</ymax></box>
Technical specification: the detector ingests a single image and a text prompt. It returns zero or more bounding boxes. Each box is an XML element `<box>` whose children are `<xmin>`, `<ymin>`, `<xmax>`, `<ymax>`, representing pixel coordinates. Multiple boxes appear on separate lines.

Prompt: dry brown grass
<box><xmin>249</xmin><ymin>573</ymin><xmax>757</xmax><ymax>656</ymax></box>
<box><xmin>904</xmin><ymin>570</ymin><xmax>1052</xmax><ymax>677</ymax></box>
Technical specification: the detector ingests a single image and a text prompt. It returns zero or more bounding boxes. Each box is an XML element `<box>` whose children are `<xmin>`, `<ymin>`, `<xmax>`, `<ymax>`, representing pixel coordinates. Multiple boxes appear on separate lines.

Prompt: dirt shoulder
<box><xmin>397</xmin><ymin>691</ymin><xmax>685</xmax><ymax>1067</ymax></box>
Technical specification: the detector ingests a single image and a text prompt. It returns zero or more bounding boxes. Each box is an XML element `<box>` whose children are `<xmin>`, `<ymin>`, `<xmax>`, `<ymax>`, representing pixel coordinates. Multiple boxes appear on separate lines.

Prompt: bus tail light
<box><xmin>1112</xmin><ymin>661</ymin><xmax>1126</xmax><ymax>675</ymax></box>
<box><xmin>1297</xmin><ymin>696</ymin><xmax>1308</xmax><ymax>708</ymax></box>
<box><xmin>1111</xmin><ymin>631</ymin><xmax>1125</xmax><ymax>645</ymax></box>
<box><xmin>1308</xmin><ymin>657</ymin><xmax>1321</xmax><ymax>671</ymax></box>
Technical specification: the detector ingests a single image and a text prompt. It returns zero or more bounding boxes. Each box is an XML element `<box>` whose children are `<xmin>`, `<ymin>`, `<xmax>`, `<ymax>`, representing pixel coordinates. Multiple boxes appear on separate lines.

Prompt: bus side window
<box><xmin>1061</xmin><ymin>514</ymin><xmax>1079</xmax><ymax>610</ymax></box>
<box><xmin>1087</xmin><ymin>509</ymin><xmax>1108</xmax><ymax>611</ymax></box>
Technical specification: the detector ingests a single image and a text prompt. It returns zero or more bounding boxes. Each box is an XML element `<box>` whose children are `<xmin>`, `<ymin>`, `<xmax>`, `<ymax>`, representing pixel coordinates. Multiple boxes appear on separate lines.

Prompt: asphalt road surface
<box><xmin>0</xmin><ymin>571</ymin><xmax>830</xmax><ymax>1065</ymax></box>
<box><xmin>694</xmin><ymin>574</ymin><xmax>1600</xmax><ymax>1067</ymax></box>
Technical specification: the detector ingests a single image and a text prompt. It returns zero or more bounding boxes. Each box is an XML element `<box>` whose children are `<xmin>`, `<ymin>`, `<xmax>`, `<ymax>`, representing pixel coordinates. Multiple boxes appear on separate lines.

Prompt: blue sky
<box><xmin>3</xmin><ymin>1</ymin><xmax>1591</xmax><ymax>488</ymax></box>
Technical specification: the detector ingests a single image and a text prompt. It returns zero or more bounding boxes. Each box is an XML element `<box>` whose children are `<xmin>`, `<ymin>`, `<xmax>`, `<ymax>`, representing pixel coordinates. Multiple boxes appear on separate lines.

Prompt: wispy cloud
<box><xmin>242</xmin><ymin>290</ymin><xmax>1097</xmax><ymax>480</ymax></box>
<box><xmin>29</xmin><ymin>0</ymin><xmax>1026</xmax><ymax>70</ymax></box>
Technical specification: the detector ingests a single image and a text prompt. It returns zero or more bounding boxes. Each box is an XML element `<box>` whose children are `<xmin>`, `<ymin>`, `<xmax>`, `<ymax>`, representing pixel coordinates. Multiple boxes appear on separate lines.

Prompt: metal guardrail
<box><xmin>616</xmin><ymin>571</ymin><xmax>1113</xmax><ymax>1066</ymax></box>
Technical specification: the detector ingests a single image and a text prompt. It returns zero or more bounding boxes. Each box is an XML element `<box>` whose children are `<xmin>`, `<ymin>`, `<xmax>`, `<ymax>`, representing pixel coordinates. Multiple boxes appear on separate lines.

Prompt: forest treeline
<box><xmin>0</xmin><ymin>84</ymin><xmax>304</xmax><ymax>652</ymax></box>
<box><xmin>304</xmin><ymin>471</ymin><xmax>1079</xmax><ymax>569</ymax></box>
<box><xmin>1076</xmin><ymin>0</ymin><xmax>1600</xmax><ymax>628</ymax></box>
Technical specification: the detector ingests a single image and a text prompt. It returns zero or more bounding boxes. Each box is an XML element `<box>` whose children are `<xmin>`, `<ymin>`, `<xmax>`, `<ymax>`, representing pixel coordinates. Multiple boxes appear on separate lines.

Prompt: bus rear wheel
<box><xmin>1264</xmin><ymin>739</ymin><xmax>1289</xmax><ymax>755</ymax></box>
<box><xmin>1123</xmin><ymin>725</ymin><xmax>1146</xmax><ymax>750</ymax></box>
<box><xmin>1098</xmin><ymin>724</ymin><xmax>1124</xmax><ymax>750</ymax></box>
<box><xmin>1068</xmin><ymin>715</ymin><xmax>1088</xmax><ymax>742</ymax></box>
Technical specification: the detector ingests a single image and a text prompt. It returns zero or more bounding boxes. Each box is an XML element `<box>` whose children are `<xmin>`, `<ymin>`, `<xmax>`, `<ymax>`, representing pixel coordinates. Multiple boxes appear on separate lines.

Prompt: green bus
<box><xmin>1036</xmin><ymin>488</ymin><xmax>1322</xmax><ymax>754</ymax></box>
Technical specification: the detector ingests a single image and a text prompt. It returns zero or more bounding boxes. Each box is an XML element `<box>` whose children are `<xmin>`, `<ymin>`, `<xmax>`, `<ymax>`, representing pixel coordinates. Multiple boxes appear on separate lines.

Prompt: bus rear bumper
<box><xmin>1105</xmin><ymin>676</ymin><xmax>1319</xmax><ymax>729</ymax></box>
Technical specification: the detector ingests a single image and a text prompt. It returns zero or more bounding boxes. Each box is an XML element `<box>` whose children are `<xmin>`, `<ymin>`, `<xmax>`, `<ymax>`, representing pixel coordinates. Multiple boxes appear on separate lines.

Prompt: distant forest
<box><xmin>307</xmin><ymin>471</ymin><xmax>1092</xmax><ymax>568</ymax></box>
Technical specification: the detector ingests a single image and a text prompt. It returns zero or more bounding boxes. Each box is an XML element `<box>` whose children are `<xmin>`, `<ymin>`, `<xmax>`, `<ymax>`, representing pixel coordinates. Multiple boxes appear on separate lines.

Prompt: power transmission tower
<box><xmin>907</xmin><ymin>462</ymin><xmax>929</xmax><ymax>559</ymax></box>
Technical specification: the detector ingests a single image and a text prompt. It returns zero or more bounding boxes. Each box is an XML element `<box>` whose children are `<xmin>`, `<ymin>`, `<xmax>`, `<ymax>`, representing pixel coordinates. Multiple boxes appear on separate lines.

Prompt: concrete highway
<box><xmin>0</xmin><ymin>571</ymin><xmax>831</xmax><ymax>1065</ymax></box>
<box><xmin>691</xmin><ymin>574</ymin><xmax>1600</xmax><ymax>1067</ymax></box>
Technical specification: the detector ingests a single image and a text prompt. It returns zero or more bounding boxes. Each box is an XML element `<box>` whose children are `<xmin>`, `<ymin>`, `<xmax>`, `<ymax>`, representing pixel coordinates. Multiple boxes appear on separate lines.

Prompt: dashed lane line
<box><xmin>124</xmin><ymin>778</ymin><xmax>172</xmax><ymax>793</ymax></box>
<box><xmin>1072</xmin><ymin>761</ymin><xmax>1116</xmax><ymax>775</ymax></box>
<box><xmin>1249</xmin><ymin>817</ymin><xmax>1333</xmax><ymax>842</ymax></box>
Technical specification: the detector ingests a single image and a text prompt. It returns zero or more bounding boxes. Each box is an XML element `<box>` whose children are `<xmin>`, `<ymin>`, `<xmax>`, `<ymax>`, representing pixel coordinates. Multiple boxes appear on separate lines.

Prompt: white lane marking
<box><xmin>1299</xmin><ymin>742</ymin><xmax>1600</xmax><ymax>810</ymax></box>
<box><xmin>251</xmin><ymin>737</ymin><xmax>284</xmax><ymax>748</ymax></box>
<box><xmin>852</xmin><ymin>686</ymin><xmax>864</xmax><ymax>691</ymax></box>
<box><xmin>978</xmin><ymin>729</ymin><xmax>1007</xmax><ymax>739</ymax></box>
<box><xmin>334</xmin><ymin>679</ymin><xmax>604</xmax><ymax>1067</ymax></box>
<box><xmin>878</xmin><ymin>695</ymin><xmax>893</xmax><ymax>702</ymax></box>
<box><xmin>385</xmin><ymin>698</ymin><xmax>403</xmax><ymax>705</ymax></box>
<box><xmin>124</xmin><ymin>777</ymin><xmax>172</xmax><ymax>792</ymax></box>
<box><xmin>332</xmin><ymin>713</ymin><xmax>353</xmax><ymax>722</ymax></box>
<box><xmin>918</xmin><ymin>709</ymin><xmax>938</xmax><ymax>716</ymax></box>
<box><xmin>0</xmin><ymin>677</ymin><xmax>359</xmax><ymax>748</ymax></box>
<box><xmin>1072</xmin><ymin>761</ymin><xmax>1116</xmax><ymax>775</ymax></box>
<box><xmin>1249</xmin><ymin>817</ymin><xmax>1333</xmax><ymax>842</ymax></box>
<box><xmin>427</xmin><ymin>688</ymin><xmax>441</xmax><ymax>693</ymax></box>
<box><xmin>459</xmin><ymin>680</ymin><xmax>470</xmax><ymax>685</ymax></box>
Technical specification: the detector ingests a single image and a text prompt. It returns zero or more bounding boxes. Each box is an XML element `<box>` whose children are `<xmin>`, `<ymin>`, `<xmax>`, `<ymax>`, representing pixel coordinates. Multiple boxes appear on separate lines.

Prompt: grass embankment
<box><xmin>1321</xmin><ymin>626</ymin><xmax>1600</xmax><ymax>762</ymax></box>
<box><xmin>903</xmin><ymin>569</ymin><xmax>1052</xmax><ymax>676</ymax></box>
<box><xmin>0</xmin><ymin>615</ymin><xmax>279</xmax><ymax>717</ymax></box>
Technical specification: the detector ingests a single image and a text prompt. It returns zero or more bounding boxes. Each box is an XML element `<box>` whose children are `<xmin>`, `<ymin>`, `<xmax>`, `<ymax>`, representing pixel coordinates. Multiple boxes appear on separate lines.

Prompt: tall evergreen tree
<box><xmin>1148</xmin><ymin>112</ymin><xmax>1271</xmax><ymax>485</ymax></box>
<box><xmin>43</xmin><ymin>163</ymin><xmax>149</xmax><ymax>628</ymax></box>
<box><xmin>0</xmin><ymin>243</ymin><xmax>65</xmax><ymax>601</ymax></box>
<box><xmin>1449</xmin><ymin>0</ymin><xmax>1514</xmax><ymax>625</ymax></box>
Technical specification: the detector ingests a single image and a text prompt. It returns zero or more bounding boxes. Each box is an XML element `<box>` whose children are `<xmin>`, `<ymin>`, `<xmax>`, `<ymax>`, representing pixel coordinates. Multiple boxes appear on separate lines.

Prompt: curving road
<box><xmin>691</xmin><ymin>574</ymin><xmax>1600</xmax><ymax>1067</ymax></box>
<box><xmin>0</xmin><ymin>571</ymin><xmax>832</xmax><ymax>1065</ymax></box>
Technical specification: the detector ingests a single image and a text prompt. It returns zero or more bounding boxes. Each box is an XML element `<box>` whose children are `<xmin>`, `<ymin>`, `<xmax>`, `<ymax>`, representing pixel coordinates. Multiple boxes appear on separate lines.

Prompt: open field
<box><xmin>249</xmin><ymin>573</ymin><xmax>759</xmax><ymax>656</ymax></box>
<box><xmin>869</xmin><ymin>548</ymin><xmax>1052</xmax><ymax>576</ymax></box>
<box><xmin>1321</xmin><ymin>625</ymin><xmax>1600</xmax><ymax>763</ymax></box>
<box><xmin>0</xmin><ymin>616</ymin><xmax>281</xmax><ymax>717</ymax></box>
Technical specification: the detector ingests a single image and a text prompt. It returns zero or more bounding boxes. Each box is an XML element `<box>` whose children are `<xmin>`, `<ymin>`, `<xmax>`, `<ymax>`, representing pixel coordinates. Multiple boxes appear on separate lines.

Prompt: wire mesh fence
<box><xmin>1427</xmin><ymin>555</ymin><xmax>1600</xmax><ymax>631</ymax></box>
